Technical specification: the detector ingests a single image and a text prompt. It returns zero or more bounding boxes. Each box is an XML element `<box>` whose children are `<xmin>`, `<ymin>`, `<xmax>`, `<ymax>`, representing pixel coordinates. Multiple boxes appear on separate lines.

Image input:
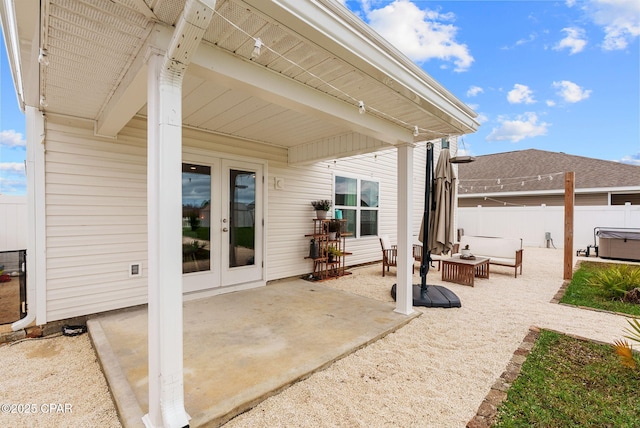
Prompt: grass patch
<box><xmin>559</xmin><ymin>262</ymin><xmax>640</xmax><ymax>317</ymax></box>
<box><xmin>494</xmin><ymin>330</ymin><xmax>640</xmax><ymax>427</ymax></box>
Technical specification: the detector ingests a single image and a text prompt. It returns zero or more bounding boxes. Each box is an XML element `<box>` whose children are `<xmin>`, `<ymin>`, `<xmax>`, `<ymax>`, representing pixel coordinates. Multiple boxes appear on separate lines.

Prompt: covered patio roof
<box><xmin>3</xmin><ymin>0</ymin><xmax>478</xmax><ymax>164</ymax></box>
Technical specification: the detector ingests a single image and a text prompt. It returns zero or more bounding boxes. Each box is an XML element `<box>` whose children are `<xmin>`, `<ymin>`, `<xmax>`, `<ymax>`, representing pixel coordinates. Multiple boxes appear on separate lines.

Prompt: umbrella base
<box><xmin>390</xmin><ymin>283</ymin><xmax>461</xmax><ymax>308</ymax></box>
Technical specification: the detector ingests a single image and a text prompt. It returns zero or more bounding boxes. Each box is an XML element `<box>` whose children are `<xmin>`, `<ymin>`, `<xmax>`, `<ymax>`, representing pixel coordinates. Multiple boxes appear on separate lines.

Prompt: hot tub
<box><xmin>596</xmin><ymin>228</ymin><xmax>640</xmax><ymax>262</ymax></box>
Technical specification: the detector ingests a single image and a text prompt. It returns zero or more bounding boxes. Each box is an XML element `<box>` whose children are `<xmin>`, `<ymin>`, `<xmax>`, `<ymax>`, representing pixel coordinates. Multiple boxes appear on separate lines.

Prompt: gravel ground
<box><xmin>0</xmin><ymin>248</ymin><xmax>634</xmax><ymax>427</ymax></box>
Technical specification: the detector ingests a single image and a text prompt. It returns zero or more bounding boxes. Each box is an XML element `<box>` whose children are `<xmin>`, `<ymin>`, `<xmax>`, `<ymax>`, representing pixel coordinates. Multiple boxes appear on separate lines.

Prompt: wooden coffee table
<box><xmin>441</xmin><ymin>256</ymin><xmax>490</xmax><ymax>287</ymax></box>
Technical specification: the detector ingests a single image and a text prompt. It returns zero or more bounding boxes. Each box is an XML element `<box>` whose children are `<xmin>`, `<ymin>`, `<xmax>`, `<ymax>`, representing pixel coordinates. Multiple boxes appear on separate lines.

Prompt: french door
<box><xmin>182</xmin><ymin>157</ymin><xmax>263</xmax><ymax>293</ymax></box>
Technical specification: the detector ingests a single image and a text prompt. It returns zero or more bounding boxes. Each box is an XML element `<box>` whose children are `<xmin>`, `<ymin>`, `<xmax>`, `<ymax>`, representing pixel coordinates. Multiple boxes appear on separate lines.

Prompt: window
<box><xmin>334</xmin><ymin>175</ymin><xmax>379</xmax><ymax>237</ymax></box>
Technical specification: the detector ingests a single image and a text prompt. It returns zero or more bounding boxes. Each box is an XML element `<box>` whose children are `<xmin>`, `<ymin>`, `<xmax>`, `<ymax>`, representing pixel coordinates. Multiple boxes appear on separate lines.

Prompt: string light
<box><xmin>38</xmin><ymin>48</ymin><xmax>49</xmax><ymax>66</ymax></box>
<box><xmin>251</xmin><ymin>38</ymin><xmax>262</xmax><ymax>60</ymax></box>
<box><xmin>211</xmin><ymin>9</ymin><xmax>457</xmax><ymax>139</ymax></box>
<box><xmin>458</xmin><ymin>172</ymin><xmax>565</xmax><ymax>192</ymax></box>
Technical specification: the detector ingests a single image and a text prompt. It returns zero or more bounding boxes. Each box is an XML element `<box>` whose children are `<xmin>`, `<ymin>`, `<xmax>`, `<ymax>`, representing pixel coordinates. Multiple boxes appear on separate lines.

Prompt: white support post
<box><xmin>395</xmin><ymin>143</ymin><xmax>414</xmax><ymax>315</ymax></box>
<box><xmin>144</xmin><ymin>52</ymin><xmax>189</xmax><ymax>428</ymax></box>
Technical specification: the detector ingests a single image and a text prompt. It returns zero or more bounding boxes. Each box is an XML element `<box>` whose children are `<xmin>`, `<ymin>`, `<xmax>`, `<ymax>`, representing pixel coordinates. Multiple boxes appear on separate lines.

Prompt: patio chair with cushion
<box><xmin>379</xmin><ymin>235</ymin><xmax>416</xmax><ymax>277</ymax></box>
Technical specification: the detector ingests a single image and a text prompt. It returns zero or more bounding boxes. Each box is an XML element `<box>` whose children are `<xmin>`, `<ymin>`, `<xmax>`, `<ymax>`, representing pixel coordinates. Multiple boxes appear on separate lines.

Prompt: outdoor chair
<box><xmin>379</xmin><ymin>235</ymin><xmax>416</xmax><ymax>277</ymax></box>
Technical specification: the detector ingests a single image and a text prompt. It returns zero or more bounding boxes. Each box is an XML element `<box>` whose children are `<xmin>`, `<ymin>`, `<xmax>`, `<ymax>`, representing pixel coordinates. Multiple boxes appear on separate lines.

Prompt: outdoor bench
<box><xmin>453</xmin><ymin>235</ymin><xmax>523</xmax><ymax>278</ymax></box>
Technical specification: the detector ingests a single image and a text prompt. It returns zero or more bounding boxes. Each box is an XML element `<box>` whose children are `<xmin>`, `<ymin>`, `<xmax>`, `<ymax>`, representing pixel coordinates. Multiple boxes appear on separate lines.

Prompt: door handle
<box><xmin>222</xmin><ymin>227</ymin><xmax>229</xmax><ymax>232</ymax></box>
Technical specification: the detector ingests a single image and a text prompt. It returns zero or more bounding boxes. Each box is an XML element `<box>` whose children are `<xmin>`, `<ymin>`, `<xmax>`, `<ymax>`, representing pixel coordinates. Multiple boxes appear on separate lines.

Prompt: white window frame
<box><xmin>333</xmin><ymin>173</ymin><xmax>380</xmax><ymax>238</ymax></box>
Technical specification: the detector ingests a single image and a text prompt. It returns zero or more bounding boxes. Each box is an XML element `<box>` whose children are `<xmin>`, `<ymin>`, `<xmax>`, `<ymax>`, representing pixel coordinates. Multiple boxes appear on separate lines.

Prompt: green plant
<box><xmin>326</xmin><ymin>245</ymin><xmax>342</xmax><ymax>261</ymax></box>
<box><xmin>560</xmin><ymin>262</ymin><xmax>640</xmax><ymax>316</ymax></box>
<box><xmin>585</xmin><ymin>264</ymin><xmax>640</xmax><ymax>299</ymax></box>
<box><xmin>613</xmin><ymin>318</ymin><xmax>640</xmax><ymax>369</ymax></box>
<box><xmin>311</xmin><ymin>200</ymin><xmax>332</xmax><ymax>211</ymax></box>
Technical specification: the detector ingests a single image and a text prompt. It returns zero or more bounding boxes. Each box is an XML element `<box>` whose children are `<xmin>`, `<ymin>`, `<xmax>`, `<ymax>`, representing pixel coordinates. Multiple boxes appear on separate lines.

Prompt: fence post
<box><xmin>564</xmin><ymin>172</ymin><xmax>575</xmax><ymax>280</ymax></box>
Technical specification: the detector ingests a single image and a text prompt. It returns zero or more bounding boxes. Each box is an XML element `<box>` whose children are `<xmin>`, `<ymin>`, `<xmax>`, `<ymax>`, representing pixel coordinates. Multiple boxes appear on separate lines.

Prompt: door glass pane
<box><xmin>335</xmin><ymin>176</ymin><xmax>357</xmax><ymax>206</ymax></box>
<box><xmin>361</xmin><ymin>180</ymin><xmax>379</xmax><ymax>207</ymax></box>
<box><xmin>182</xmin><ymin>164</ymin><xmax>211</xmax><ymax>274</ymax></box>
<box><xmin>229</xmin><ymin>169</ymin><xmax>255</xmax><ymax>268</ymax></box>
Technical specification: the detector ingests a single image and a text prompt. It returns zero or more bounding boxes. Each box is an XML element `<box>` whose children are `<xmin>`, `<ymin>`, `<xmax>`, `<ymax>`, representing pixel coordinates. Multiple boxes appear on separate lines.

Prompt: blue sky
<box><xmin>1</xmin><ymin>0</ymin><xmax>639</xmax><ymax>195</ymax></box>
<box><xmin>342</xmin><ymin>0</ymin><xmax>639</xmax><ymax>163</ymax></box>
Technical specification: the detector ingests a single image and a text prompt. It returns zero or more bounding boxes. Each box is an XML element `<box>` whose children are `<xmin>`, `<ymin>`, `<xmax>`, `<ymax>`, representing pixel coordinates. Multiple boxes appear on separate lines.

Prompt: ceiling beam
<box><xmin>190</xmin><ymin>42</ymin><xmax>414</xmax><ymax>146</ymax></box>
<box><xmin>94</xmin><ymin>23</ymin><xmax>163</xmax><ymax>138</ymax></box>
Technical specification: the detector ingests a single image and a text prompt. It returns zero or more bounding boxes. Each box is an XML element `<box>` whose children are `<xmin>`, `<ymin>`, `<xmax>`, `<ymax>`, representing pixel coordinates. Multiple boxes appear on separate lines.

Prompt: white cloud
<box><xmin>0</xmin><ymin>130</ymin><xmax>26</xmax><ymax>148</ymax></box>
<box><xmin>364</xmin><ymin>0</ymin><xmax>474</xmax><ymax>72</ymax></box>
<box><xmin>0</xmin><ymin>162</ymin><xmax>25</xmax><ymax>174</ymax></box>
<box><xmin>507</xmin><ymin>84</ymin><xmax>536</xmax><ymax>104</ymax></box>
<box><xmin>554</xmin><ymin>27</ymin><xmax>588</xmax><ymax>54</ymax></box>
<box><xmin>620</xmin><ymin>153</ymin><xmax>640</xmax><ymax>165</ymax></box>
<box><xmin>552</xmin><ymin>80</ymin><xmax>592</xmax><ymax>103</ymax></box>
<box><xmin>546</xmin><ymin>99</ymin><xmax>557</xmax><ymax>107</ymax></box>
<box><xmin>475</xmin><ymin>113</ymin><xmax>489</xmax><ymax>124</ymax></box>
<box><xmin>486</xmin><ymin>112</ymin><xmax>549</xmax><ymax>143</ymax></box>
<box><xmin>466</xmin><ymin>86</ymin><xmax>483</xmax><ymax>97</ymax></box>
<box><xmin>584</xmin><ymin>0</ymin><xmax>640</xmax><ymax>50</ymax></box>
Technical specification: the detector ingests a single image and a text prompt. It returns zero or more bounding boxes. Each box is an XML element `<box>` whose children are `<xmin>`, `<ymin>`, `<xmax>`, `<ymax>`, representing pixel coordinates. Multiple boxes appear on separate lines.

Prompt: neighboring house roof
<box><xmin>458</xmin><ymin>149</ymin><xmax>640</xmax><ymax>197</ymax></box>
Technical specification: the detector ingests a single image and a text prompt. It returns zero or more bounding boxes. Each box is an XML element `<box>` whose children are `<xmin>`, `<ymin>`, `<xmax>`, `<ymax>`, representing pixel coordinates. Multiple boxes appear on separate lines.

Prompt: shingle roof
<box><xmin>458</xmin><ymin>149</ymin><xmax>640</xmax><ymax>195</ymax></box>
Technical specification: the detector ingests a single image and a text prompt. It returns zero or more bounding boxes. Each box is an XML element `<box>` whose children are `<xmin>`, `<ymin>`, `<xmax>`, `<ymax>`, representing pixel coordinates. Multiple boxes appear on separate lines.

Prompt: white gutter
<box><xmin>0</xmin><ymin>0</ymin><xmax>25</xmax><ymax>111</ymax></box>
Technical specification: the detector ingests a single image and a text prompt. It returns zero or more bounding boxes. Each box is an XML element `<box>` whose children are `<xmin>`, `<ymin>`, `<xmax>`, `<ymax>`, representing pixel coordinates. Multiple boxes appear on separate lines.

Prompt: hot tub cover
<box><xmin>596</xmin><ymin>228</ymin><xmax>640</xmax><ymax>240</ymax></box>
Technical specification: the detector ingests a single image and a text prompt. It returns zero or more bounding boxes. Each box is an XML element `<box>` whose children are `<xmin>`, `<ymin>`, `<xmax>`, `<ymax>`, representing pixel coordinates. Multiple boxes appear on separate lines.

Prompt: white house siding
<box><xmin>43</xmin><ymin>114</ymin><xmax>439</xmax><ymax>320</ymax></box>
<box><xmin>45</xmin><ymin>118</ymin><xmax>148</xmax><ymax>321</ymax></box>
<box><xmin>266</xmin><ymin>144</ymin><xmax>430</xmax><ymax>281</ymax></box>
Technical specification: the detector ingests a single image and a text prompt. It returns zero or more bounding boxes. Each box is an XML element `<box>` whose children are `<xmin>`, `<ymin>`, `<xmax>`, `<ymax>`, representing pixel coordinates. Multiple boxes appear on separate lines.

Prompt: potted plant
<box><xmin>311</xmin><ymin>200</ymin><xmax>332</xmax><ymax>219</ymax></box>
<box><xmin>326</xmin><ymin>245</ymin><xmax>342</xmax><ymax>262</ymax></box>
<box><xmin>327</xmin><ymin>219</ymin><xmax>341</xmax><ymax>240</ymax></box>
<box><xmin>461</xmin><ymin>244</ymin><xmax>471</xmax><ymax>257</ymax></box>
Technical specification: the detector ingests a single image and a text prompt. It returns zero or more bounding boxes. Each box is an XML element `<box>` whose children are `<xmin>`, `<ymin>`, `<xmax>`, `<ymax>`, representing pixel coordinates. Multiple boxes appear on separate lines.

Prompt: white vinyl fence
<box><xmin>458</xmin><ymin>203</ymin><xmax>640</xmax><ymax>250</ymax></box>
<box><xmin>0</xmin><ymin>195</ymin><xmax>27</xmax><ymax>251</ymax></box>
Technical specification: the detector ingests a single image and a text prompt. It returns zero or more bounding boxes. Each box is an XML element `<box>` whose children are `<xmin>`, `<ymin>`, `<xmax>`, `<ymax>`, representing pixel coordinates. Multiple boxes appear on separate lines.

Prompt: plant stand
<box><xmin>305</xmin><ymin>219</ymin><xmax>352</xmax><ymax>281</ymax></box>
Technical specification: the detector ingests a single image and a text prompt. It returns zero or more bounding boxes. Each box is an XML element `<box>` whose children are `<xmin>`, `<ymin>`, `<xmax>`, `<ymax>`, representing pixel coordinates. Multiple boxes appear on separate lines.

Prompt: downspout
<box><xmin>12</xmin><ymin>106</ymin><xmax>45</xmax><ymax>331</ymax></box>
<box><xmin>143</xmin><ymin>1</ymin><xmax>215</xmax><ymax>427</ymax></box>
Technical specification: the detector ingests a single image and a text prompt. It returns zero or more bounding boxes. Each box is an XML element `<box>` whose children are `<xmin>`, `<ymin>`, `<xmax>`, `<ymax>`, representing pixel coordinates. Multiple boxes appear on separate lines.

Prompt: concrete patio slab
<box><xmin>88</xmin><ymin>277</ymin><xmax>419</xmax><ymax>427</ymax></box>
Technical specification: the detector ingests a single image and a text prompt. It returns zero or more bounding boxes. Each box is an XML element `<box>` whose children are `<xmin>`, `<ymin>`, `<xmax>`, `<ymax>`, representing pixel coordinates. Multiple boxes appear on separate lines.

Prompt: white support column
<box><xmin>144</xmin><ymin>52</ymin><xmax>189</xmax><ymax>428</ymax></box>
<box><xmin>144</xmin><ymin>2</ymin><xmax>216</xmax><ymax>426</ymax></box>
<box><xmin>395</xmin><ymin>143</ymin><xmax>415</xmax><ymax>315</ymax></box>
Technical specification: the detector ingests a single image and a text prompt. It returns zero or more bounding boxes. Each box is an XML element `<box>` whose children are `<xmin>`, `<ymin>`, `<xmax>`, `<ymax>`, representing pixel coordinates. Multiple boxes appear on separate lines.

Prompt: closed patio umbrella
<box><xmin>422</xmin><ymin>147</ymin><xmax>456</xmax><ymax>255</ymax></box>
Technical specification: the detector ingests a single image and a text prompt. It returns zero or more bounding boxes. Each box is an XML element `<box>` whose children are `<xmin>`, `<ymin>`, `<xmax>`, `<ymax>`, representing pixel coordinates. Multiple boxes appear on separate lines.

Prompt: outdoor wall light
<box><xmin>358</xmin><ymin>100</ymin><xmax>366</xmax><ymax>114</ymax></box>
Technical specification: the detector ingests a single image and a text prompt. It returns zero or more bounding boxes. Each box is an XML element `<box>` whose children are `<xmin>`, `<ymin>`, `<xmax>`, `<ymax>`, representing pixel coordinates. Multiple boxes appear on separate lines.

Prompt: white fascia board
<box><xmin>191</xmin><ymin>42</ymin><xmax>414</xmax><ymax>145</ymax></box>
<box><xmin>241</xmin><ymin>0</ymin><xmax>480</xmax><ymax>136</ymax></box>
<box><xmin>459</xmin><ymin>186</ymin><xmax>640</xmax><ymax>199</ymax></box>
